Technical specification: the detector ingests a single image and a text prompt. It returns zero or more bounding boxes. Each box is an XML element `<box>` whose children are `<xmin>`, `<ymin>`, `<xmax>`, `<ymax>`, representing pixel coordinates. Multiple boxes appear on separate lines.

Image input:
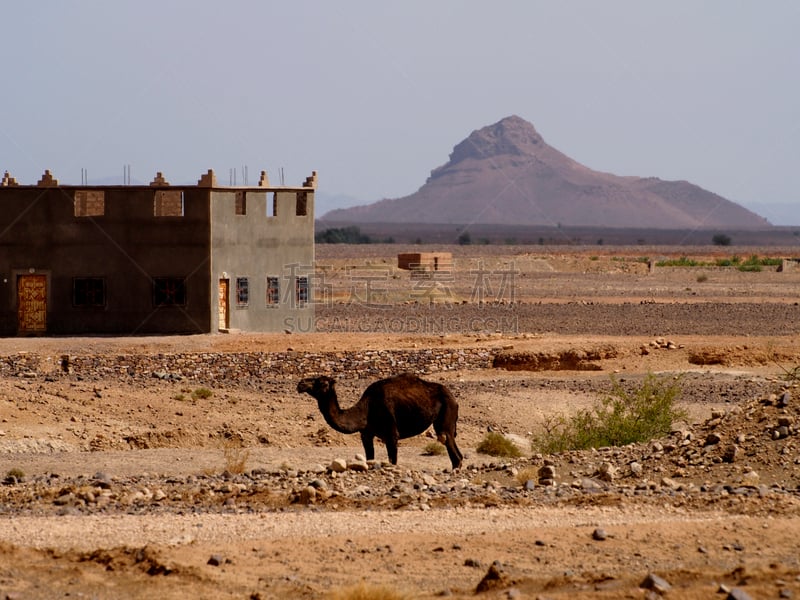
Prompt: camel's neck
<box><xmin>316</xmin><ymin>392</ymin><xmax>367</xmax><ymax>434</ymax></box>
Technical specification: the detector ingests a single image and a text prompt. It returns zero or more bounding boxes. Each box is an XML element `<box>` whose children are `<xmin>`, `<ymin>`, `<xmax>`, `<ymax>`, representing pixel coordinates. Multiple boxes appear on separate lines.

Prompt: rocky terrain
<box><xmin>1</xmin><ymin>246</ymin><xmax>800</xmax><ymax>599</ymax></box>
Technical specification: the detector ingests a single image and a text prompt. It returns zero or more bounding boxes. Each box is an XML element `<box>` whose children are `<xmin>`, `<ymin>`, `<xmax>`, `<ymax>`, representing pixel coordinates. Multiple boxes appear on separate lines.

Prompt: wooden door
<box><xmin>17</xmin><ymin>274</ymin><xmax>47</xmax><ymax>334</ymax></box>
<box><xmin>218</xmin><ymin>279</ymin><xmax>229</xmax><ymax>330</ymax></box>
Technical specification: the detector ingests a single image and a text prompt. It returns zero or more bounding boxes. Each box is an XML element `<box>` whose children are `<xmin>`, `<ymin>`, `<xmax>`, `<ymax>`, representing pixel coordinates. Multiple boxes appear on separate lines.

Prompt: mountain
<box><xmin>323</xmin><ymin>116</ymin><xmax>771</xmax><ymax>229</ymax></box>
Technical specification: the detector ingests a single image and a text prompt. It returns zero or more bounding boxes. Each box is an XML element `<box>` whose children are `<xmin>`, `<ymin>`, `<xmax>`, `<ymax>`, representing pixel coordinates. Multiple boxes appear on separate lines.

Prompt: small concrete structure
<box><xmin>397</xmin><ymin>252</ymin><xmax>452</xmax><ymax>274</ymax></box>
<box><xmin>778</xmin><ymin>258</ymin><xmax>800</xmax><ymax>272</ymax></box>
<box><xmin>1</xmin><ymin>168</ymin><xmax>316</xmax><ymax>336</ymax></box>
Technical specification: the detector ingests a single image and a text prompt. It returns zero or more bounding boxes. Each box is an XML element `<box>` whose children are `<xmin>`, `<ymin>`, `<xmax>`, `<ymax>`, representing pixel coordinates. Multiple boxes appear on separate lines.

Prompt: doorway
<box><xmin>218</xmin><ymin>278</ymin><xmax>229</xmax><ymax>330</ymax></box>
<box><xmin>17</xmin><ymin>274</ymin><xmax>47</xmax><ymax>335</ymax></box>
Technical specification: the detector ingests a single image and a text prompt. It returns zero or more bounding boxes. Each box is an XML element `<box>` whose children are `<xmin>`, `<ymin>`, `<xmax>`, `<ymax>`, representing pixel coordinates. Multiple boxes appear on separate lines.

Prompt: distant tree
<box><xmin>315</xmin><ymin>226</ymin><xmax>372</xmax><ymax>244</ymax></box>
<box><xmin>457</xmin><ymin>231</ymin><xmax>472</xmax><ymax>245</ymax></box>
<box><xmin>712</xmin><ymin>233</ymin><xmax>732</xmax><ymax>246</ymax></box>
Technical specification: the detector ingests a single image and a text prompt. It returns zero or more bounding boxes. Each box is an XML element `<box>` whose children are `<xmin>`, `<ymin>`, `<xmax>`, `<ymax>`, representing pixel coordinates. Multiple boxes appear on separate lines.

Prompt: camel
<box><xmin>296</xmin><ymin>373</ymin><xmax>463</xmax><ymax>469</ymax></box>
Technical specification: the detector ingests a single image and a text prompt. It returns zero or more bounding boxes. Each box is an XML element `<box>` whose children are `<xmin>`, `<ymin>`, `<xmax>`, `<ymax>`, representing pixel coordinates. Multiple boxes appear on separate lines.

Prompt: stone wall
<box><xmin>1</xmin><ymin>348</ymin><xmax>495</xmax><ymax>385</ymax></box>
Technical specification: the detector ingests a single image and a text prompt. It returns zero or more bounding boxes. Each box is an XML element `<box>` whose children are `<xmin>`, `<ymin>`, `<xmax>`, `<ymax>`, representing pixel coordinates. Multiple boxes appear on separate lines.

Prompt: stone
<box><xmin>727</xmin><ymin>589</ymin><xmax>754</xmax><ymax>600</ymax></box>
<box><xmin>329</xmin><ymin>458</ymin><xmax>347</xmax><ymax>473</ymax></box>
<box><xmin>347</xmin><ymin>459</ymin><xmax>369</xmax><ymax>472</ymax></box>
<box><xmin>722</xmin><ymin>445</ymin><xmax>739</xmax><ymax>463</ymax></box>
<box><xmin>538</xmin><ymin>465</ymin><xmax>556</xmax><ymax>479</ymax></box>
<box><xmin>640</xmin><ymin>572</ymin><xmax>672</xmax><ymax>593</ymax></box>
<box><xmin>592</xmin><ymin>528</ymin><xmax>608</xmax><ymax>541</ymax></box>
<box><xmin>598</xmin><ymin>462</ymin><xmax>618</xmax><ymax>482</ymax></box>
<box><xmin>741</xmin><ymin>470</ymin><xmax>759</xmax><ymax>485</ymax></box>
<box><xmin>476</xmin><ymin>561</ymin><xmax>509</xmax><ymax>593</ymax></box>
<box><xmin>630</xmin><ymin>461</ymin><xmax>643</xmax><ymax>476</ymax></box>
<box><xmin>207</xmin><ymin>554</ymin><xmax>223</xmax><ymax>566</ymax></box>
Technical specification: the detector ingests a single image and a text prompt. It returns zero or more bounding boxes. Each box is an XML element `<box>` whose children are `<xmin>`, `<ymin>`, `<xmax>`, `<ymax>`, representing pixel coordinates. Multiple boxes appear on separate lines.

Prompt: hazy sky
<box><xmin>2</xmin><ymin>2</ymin><xmax>798</xmax><ymax>224</ymax></box>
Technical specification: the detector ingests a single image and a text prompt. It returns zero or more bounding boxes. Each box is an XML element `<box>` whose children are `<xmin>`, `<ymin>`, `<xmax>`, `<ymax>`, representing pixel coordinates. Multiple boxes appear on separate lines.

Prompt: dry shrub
<box><xmin>476</xmin><ymin>432</ymin><xmax>522</xmax><ymax>458</ymax></box>
<box><xmin>515</xmin><ymin>466</ymin><xmax>539</xmax><ymax>486</ymax></box>
<box><xmin>222</xmin><ymin>440</ymin><xmax>250</xmax><ymax>474</ymax></box>
<box><xmin>421</xmin><ymin>442</ymin><xmax>445</xmax><ymax>456</ymax></box>
<box><xmin>329</xmin><ymin>582</ymin><xmax>411</xmax><ymax>600</ymax></box>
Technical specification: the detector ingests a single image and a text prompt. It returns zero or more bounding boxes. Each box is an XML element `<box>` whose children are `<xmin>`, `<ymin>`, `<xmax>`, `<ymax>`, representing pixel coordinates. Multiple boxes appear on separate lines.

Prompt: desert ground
<box><xmin>1</xmin><ymin>244</ymin><xmax>800</xmax><ymax>599</ymax></box>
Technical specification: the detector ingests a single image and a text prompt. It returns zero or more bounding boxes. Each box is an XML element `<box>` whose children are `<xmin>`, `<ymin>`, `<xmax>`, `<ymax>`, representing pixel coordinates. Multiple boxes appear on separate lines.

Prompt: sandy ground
<box><xmin>1</xmin><ymin>246</ymin><xmax>800</xmax><ymax>599</ymax></box>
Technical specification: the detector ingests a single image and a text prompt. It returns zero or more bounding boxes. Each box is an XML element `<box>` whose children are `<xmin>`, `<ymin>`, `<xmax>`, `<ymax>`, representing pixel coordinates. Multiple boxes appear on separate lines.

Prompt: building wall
<box><xmin>0</xmin><ymin>186</ymin><xmax>213</xmax><ymax>335</ymax></box>
<box><xmin>210</xmin><ymin>188</ymin><xmax>315</xmax><ymax>333</ymax></box>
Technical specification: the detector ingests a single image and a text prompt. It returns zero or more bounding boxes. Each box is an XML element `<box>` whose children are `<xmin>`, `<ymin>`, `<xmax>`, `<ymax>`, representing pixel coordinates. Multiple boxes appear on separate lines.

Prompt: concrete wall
<box><xmin>0</xmin><ymin>186</ymin><xmax>212</xmax><ymax>335</ymax></box>
<box><xmin>210</xmin><ymin>188</ymin><xmax>315</xmax><ymax>333</ymax></box>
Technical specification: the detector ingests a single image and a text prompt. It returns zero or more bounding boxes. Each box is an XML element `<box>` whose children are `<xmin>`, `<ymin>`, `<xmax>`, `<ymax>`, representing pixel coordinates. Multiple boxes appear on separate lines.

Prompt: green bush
<box><xmin>192</xmin><ymin>387</ymin><xmax>213</xmax><ymax>400</ymax></box>
<box><xmin>655</xmin><ymin>256</ymin><xmax>701</xmax><ymax>267</ymax></box>
<box><xmin>476</xmin><ymin>432</ymin><xmax>523</xmax><ymax>458</ymax></box>
<box><xmin>531</xmin><ymin>373</ymin><xmax>687</xmax><ymax>454</ymax></box>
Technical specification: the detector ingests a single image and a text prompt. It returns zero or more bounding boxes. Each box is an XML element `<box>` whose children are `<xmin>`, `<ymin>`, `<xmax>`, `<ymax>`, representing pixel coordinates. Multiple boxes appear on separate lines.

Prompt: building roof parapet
<box><xmin>149</xmin><ymin>172</ymin><xmax>170</xmax><ymax>187</ymax></box>
<box><xmin>303</xmin><ymin>170</ymin><xmax>318</xmax><ymax>188</ymax></box>
<box><xmin>197</xmin><ymin>169</ymin><xmax>218</xmax><ymax>188</ymax></box>
<box><xmin>1</xmin><ymin>168</ymin><xmax>317</xmax><ymax>189</ymax></box>
<box><xmin>1</xmin><ymin>171</ymin><xmax>19</xmax><ymax>186</ymax></box>
<box><xmin>37</xmin><ymin>169</ymin><xmax>58</xmax><ymax>187</ymax></box>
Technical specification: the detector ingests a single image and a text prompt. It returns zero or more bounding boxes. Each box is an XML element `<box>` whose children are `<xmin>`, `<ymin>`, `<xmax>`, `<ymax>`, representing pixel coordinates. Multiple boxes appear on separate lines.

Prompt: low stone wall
<box><xmin>1</xmin><ymin>348</ymin><xmax>495</xmax><ymax>384</ymax></box>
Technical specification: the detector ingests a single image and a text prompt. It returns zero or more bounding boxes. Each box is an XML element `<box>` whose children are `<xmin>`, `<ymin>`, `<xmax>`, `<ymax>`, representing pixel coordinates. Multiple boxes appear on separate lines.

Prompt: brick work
<box><xmin>74</xmin><ymin>190</ymin><xmax>106</xmax><ymax>217</ymax></box>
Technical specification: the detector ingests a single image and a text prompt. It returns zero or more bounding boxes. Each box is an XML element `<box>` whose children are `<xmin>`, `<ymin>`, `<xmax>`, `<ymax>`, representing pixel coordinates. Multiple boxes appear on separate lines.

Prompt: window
<box><xmin>296</xmin><ymin>276</ymin><xmax>309</xmax><ymax>305</ymax></box>
<box><xmin>236</xmin><ymin>277</ymin><xmax>249</xmax><ymax>306</ymax></box>
<box><xmin>235</xmin><ymin>191</ymin><xmax>246</xmax><ymax>215</ymax></box>
<box><xmin>266</xmin><ymin>276</ymin><xmax>280</xmax><ymax>306</ymax></box>
<box><xmin>268</xmin><ymin>192</ymin><xmax>277</xmax><ymax>217</ymax></box>
<box><xmin>154</xmin><ymin>190</ymin><xmax>184</xmax><ymax>216</ymax></box>
<box><xmin>153</xmin><ymin>277</ymin><xmax>186</xmax><ymax>306</ymax></box>
<box><xmin>295</xmin><ymin>191</ymin><xmax>307</xmax><ymax>216</ymax></box>
<box><xmin>74</xmin><ymin>190</ymin><xmax>105</xmax><ymax>217</ymax></box>
<box><xmin>73</xmin><ymin>277</ymin><xmax>105</xmax><ymax>307</ymax></box>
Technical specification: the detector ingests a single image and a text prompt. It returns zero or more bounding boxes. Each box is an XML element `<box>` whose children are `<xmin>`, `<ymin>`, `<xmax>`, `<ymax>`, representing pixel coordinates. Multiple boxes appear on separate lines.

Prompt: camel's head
<box><xmin>297</xmin><ymin>375</ymin><xmax>336</xmax><ymax>397</ymax></box>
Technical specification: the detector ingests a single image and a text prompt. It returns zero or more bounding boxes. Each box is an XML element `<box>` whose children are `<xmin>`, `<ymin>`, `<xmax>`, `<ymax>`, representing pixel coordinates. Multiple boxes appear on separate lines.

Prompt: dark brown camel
<box><xmin>296</xmin><ymin>373</ymin><xmax>463</xmax><ymax>469</ymax></box>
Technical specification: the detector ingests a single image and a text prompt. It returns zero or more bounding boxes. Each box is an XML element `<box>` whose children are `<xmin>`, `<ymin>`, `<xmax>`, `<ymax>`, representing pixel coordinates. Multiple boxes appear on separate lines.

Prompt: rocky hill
<box><xmin>323</xmin><ymin>115</ymin><xmax>771</xmax><ymax>229</ymax></box>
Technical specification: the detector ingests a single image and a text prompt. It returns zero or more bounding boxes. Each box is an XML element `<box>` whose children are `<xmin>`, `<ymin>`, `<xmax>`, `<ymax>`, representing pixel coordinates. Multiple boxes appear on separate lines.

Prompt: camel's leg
<box><xmin>437</xmin><ymin>431</ymin><xmax>462</xmax><ymax>470</ymax></box>
<box><xmin>384</xmin><ymin>429</ymin><xmax>400</xmax><ymax>465</ymax></box>
<box><xmin>360</xmin><ymin>431</ymin><xmax>375</xmax><ymax>461</ymax></box>
<box><xmin>436</xmin><ymin>404</ymin><xmax>463</xmax><ymax>469</ymax></box>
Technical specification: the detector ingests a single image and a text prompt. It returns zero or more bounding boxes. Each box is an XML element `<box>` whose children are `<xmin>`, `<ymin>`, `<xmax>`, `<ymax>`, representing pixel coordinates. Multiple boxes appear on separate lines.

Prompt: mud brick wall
<box><xmin>1</xmin><ymin>348</ymin><xmax>495</xmax><ymax>384</ymax></box>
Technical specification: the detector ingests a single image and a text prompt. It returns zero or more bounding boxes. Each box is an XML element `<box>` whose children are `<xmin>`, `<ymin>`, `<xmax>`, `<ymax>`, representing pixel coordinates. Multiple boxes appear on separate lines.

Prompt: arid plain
<box><xmin>1</xmin><ymin>244</ymin><xmax>800</xmax><ymax>599</ymax></box>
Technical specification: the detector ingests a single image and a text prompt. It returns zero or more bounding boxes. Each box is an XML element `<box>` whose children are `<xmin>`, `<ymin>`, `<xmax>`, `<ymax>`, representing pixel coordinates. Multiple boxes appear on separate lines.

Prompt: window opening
<box><xmin>73</xmin><ymin>277</ymin><xmax>105</xmax><ymax>307</ymax></box>
<box><xmin>235</xmin><ymin>191</ymin><xmax>246</xmax><ymax>215</ymax></box>
<box><xmin>236</xmin><ymin>277</ymin><xmax>249</xmax><ymax>306</ymax></box>
<box><xmin>266</xmin><ymin>276</ymin><xmax>280</xmax><ymax>305</ymax></box>
<box><xmin>153</xmin><ymin>277</ymin><xmax>186</xmax><ymax>306</ymax></box>
<box><xmin>267</xmin><ymin>192</ymin><xmax>277</xmax><ymax>217</ymax></box>
<box><xmin>296</xmin><ymin>276</ymin><xmax>309</xmax><ymax>305</ymax></box>
<box><xmin>296</xmin><ymin>191</ymin><xmax>307</xmax><ymax>216</ymax></box>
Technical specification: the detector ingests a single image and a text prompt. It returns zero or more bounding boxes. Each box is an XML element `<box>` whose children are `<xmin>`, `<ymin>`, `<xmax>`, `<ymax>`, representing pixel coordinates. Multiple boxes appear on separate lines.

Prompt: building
<box><xmin>0</xmin><ymin>168</ymin><xmax>316</xmax><ymax>336</ymax></box>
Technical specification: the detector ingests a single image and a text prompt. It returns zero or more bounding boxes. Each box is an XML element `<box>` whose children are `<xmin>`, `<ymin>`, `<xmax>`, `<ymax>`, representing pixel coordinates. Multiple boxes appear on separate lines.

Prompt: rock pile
<box><xmin>1</xmin><ymin>347</ymin><xmax>494</xmax><ymax>384</ymax></box>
